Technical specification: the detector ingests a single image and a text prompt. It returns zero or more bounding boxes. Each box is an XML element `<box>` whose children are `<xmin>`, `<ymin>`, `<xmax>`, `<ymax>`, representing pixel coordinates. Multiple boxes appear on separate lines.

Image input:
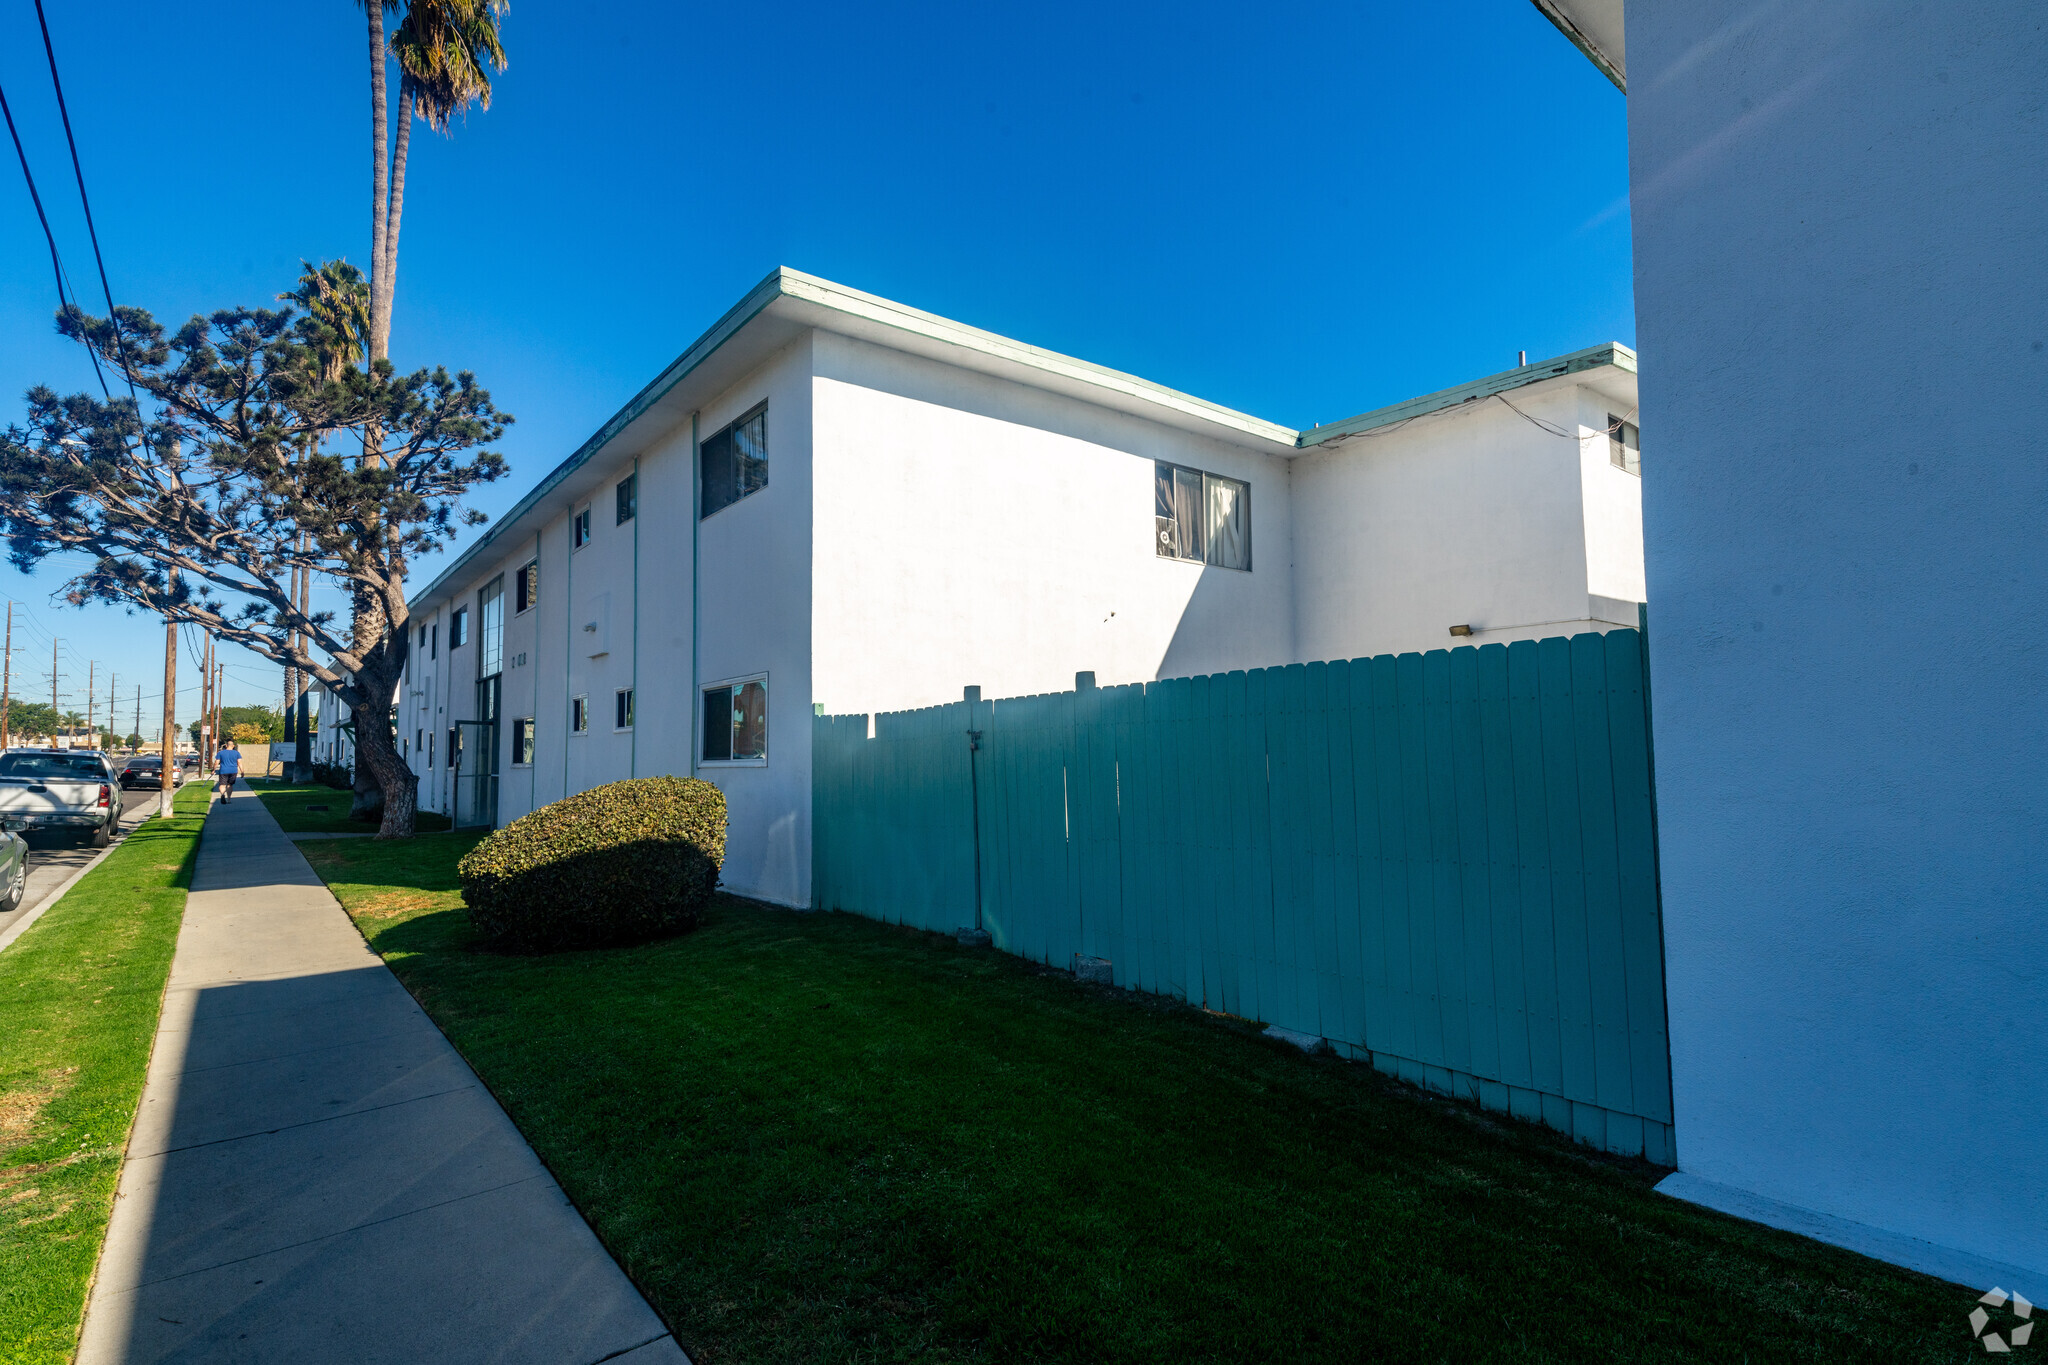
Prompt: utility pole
<box><xmin>107</xmin><ymin>671</ymin><xmax>116</xmax><ymax>750</ymax></box>
<box><xmin>86</xmin><ymin>661</ymin><xmax>95</xmax><ymax>751</ymax></box>
<box><xmin>1</xmin><ymin>601</ymin><xmax>12</xmax><ymax>752</ymax></box>
<box><xmin>133</xmin><ymin>684</ymin><xmax>140</xmax><ymax>748</ymax></box>
<box><xmin>160</xmin><ymin>579</ymin><xmax>177</xmax><ymax>817</ymax></box>
<box><xmin>199</xmin><ymin>634</ymin><xmax>212</xmax><ymax>773</ymax></box>
<box><xmin>50</xmin><ymin>638</ymin><xmax>58</xmax><ymax>746</ymax></box>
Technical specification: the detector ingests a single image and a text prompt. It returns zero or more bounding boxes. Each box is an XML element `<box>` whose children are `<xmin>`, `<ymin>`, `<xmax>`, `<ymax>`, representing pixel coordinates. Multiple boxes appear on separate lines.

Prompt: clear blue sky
<box><xmin>0</xmin><ymin>0</ymin><xmax>1628</xmax><ymax>735</ymax></box>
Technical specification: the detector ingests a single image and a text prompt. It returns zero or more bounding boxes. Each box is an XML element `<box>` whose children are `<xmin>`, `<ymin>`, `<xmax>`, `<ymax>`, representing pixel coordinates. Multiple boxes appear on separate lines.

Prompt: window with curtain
<box><xmin>616</xmin><ymin>473</ymin><xmax>637</xmax><ymax>524</ymax></box>
<box><xmin>1608</xmin><ymin>414</ymin><xmax>1641</xmax><ymax>476</ymax></box>
<box><xmin>570</xmin><ymin>695</ymin><xmax>588</xmax><ymax>733</ymax></box>
<box><xmin>701</xmin><ymin>405</ymin><xmax>768</xmax><ymax>519</ymax></box>
<box><xmin>701</xmin><ymin>676</ymin><xmax>767</xmax><ymax>762</ymax></box>
<box><xmin>1154</xmin><ymin>461</ymin><xmax>1251</xmax><ymax>571</ymax></box>
<box><xmin>572</xmin><ymin>506</ymin><xmax>591</xmax><ymax>548</ymax></box>
<box><xmin>515</xmin><ymin>560</ymin><xmax>539</xmax><ymax>614</ymax></box>
<box><xmin>511</xmin><ymin>717</ymin><xmax>534</xmax><ymax>766</ymax></box>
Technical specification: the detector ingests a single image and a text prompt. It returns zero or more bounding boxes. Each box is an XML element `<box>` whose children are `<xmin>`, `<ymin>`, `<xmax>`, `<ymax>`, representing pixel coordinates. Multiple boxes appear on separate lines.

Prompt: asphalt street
<box><xmin>0</xmin><ymin>782</ymin><xmax>171</xmax><ymax>944</ymax></box>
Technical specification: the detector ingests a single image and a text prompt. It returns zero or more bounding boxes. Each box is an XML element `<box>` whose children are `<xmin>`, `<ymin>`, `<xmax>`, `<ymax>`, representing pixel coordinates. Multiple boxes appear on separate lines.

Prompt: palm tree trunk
<box><xmin>380</xmin><ymin>80</ymin><xmax>415</xmax><ymax>362</ymax></box>
<box><xmin>368</xmin><ymin>1</ymin><xmax>389</xmax><ymax>363</ymax></box>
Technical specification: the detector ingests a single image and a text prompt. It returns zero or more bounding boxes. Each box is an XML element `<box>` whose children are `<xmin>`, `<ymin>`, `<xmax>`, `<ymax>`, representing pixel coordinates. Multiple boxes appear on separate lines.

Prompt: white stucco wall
<box><xmin>1289</xmin><ymin>374</ymin><xmax>1643</xmax><ymax>663</ymax></box>
<box><xmin>808</xmin><ymin>330</ymin><xmax>1296</xmax><ymax>716</ymax></box>
<box><xmin>691</xmin><ymin>337</ymin><xmax>816</xmax><ymax>907</ymax></box>
<box><xmin>405</xmin><ymin>339</ymin><xmax>817</xmax><ymax>908</ymax></box>
<box><xmin>1631</xmin><ymin>0</ymin><xmax>2047</xmax><ymax>1276</ymax></box>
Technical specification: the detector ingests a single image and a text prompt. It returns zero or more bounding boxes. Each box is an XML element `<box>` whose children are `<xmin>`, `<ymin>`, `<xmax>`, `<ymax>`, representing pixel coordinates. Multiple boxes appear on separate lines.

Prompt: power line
<box><xmin>0</xmin><ymin>75</ymin><xmax>108</xmax><ymax>399</ymax></box>
<box><xmin>31</xmin><ymin>0</ymin><xmax>136</xmax><ymax>403</ymax></box>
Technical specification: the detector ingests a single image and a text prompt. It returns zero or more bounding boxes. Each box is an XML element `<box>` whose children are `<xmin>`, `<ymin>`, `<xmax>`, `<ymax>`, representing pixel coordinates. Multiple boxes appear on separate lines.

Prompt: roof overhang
<box><xmin>408</xmin><ymin>266</ymin><xmax>1638</xmax><ymax>615</ymax></box>
<box><xmin>409</xmin><ymin>267</ymin><xmax>1298</xmax><ymax>613</ymax></box>
<box><xmin>1531</xmin><ymin>0</ymin><xmax>1626</xmax><ymax>91</ymax></box>
<box><xmin>1297</xmin><ymin>342</ymin><xmax>1637</xmax><ymax>449</ymax></box>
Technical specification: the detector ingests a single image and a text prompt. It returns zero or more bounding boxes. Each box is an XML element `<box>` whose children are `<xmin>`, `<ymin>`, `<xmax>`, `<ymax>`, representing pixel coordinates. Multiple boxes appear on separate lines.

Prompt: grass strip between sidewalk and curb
<box><xmin>302</xmin><ymin>832</ymin><xmax>1983</xmax><ymax>1365</ymax></box>
<box><xmin>245</xmin><ymin>779</ymin><xmax>450</xmax><ymax>835</ymax></box>
<box><xmin>0</xmin><ymin>781</ymin><xmax>212</xmax><ymax>1365</ymax></box>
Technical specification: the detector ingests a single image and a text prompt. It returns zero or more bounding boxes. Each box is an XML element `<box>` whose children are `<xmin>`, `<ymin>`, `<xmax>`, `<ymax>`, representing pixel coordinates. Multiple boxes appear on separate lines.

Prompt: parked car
<box><xmin>0</xmin><ymin>816</ymin><xmax>26</xmax><ymax>912</ymax></box>
<box><xmin>119</xmin><ymin>754</ymin><xmax>176</xmax><ymax>789</ymax></box>
<box><xmin>0</xmin><ymin>749</ymin><xmax>123</xmax><ymax>847</ymax></box>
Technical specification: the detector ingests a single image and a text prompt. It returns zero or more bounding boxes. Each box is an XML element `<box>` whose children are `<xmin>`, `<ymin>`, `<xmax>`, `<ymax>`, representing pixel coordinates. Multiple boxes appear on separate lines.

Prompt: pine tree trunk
<box><xmin>349</xmin><ymin>686</ymin><xmax>418</xmax><ymax>840</ymax></box>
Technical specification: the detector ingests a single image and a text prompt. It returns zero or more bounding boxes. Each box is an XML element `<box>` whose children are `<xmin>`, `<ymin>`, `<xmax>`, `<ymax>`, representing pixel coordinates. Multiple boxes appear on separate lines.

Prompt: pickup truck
<box><xmin>0</xmin><ymin>749</ymin><xmax>124</xmax><ymax>847</ymax></box>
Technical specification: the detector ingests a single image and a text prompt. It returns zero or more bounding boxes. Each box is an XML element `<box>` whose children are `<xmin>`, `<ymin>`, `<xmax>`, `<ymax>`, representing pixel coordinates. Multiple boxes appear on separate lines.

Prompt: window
<box><xmin>450</xmin><ymin>607</ymin><xmax>468</xmax><ymax>649</ymax></box>
<box><xmin>427</xmin><ymin>729</ymin><xmax>436</xmax><ymax>769</ymax></box>
<box><xmin>571</xmin><ymin>695</ymin><xmax>588</xmax><ymax>733</ymax></box>
<box><xmin>572</xmin><ymin>506</ymin><xmax>591</xmax><ymax>549</ymax></box>
<box><xmin>478</xmin><ymin>577</ymin><xmax>504</xmax><ymax>677</ymax></box>
<box><xmin>701</xmin><ymin>677</ymin><xmax>767</xmax><ymax>762</ymax></box>
<box><xmin>700</xmin><ymin>405</ymin><xmax>767</xmax><ymax>519</ymax></box>
<box><xmin>1608</xmin><ymin>414</ymin><xmax>1641</xmax><ymax>476</ymax></box>
<box><xmin>415</xmin><ymin>727</ymin><xmax>424</xmax><ymax>758</ymax></box>
<box><xmin>614</xmin><ymin>688</ymin><xmax>634</xmax><ymax>730</ymax></box>
<box><xmin>511</xmin><ymin>717</ymin><xmax>535</xmax><ymax>767</ymax></box>
<box><xmin>1154</xmin><ymin>462</ymin><xmax>1251</xmax><ymax>571</ymax></box>
<box><xmin>515</xmin><ymin>560</ymin><xmax>539</xmax><ymax>614</ymax></box>
<box><xmin>616</xmin><ymin>472</ymin><xmax>637</xmax><ymax>525</ymax></box>
<box><xmin>431</xmin><ymin>623</ymin><xmax>438</xmax><ymax>659</ymax></box>
<box><xmin>418</xmin><ymin>625</ymin><xmax>428</xmax><ymax>652</ymax></box>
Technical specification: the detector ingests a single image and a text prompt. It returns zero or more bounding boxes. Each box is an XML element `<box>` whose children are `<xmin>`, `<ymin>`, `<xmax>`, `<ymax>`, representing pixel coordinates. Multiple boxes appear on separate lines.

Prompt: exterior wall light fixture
<box><xmin>1449</xmin><ymin>624</ymin><xmax>1475</xmax><ymax>637</ymax></box>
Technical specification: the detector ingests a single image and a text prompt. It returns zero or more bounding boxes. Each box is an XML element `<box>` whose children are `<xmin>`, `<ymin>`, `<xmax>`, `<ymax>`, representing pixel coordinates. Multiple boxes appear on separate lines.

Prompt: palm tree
<box><xmin>278</xmin><ymin>259</ymin><xmax>371</xmax><ymax>384</ymax></box>
<box><xmin>361</xmin><ymin>0</ymin><xmax>508</xmax><ymax>364</ymax></box>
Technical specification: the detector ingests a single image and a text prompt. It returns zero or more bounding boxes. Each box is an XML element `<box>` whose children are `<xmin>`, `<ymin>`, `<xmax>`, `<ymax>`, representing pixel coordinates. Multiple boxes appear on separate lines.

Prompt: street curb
<box><xmin>0</xmin><ymin>800</ymin><xmax>181</xmax><ymax>956</ymax></box>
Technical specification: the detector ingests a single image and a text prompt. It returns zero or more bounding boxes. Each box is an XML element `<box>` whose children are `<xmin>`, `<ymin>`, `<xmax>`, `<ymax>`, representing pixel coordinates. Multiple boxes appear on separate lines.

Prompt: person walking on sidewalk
<box><xmin>214</xmin><ymin>739</ymin><xmax>242</xmax><ymax>801</ymax></box>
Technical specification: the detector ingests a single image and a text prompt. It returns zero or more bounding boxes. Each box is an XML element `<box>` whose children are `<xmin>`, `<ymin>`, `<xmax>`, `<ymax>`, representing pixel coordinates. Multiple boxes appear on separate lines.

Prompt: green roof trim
<box><xmin>1295</xmin><ymin>341</ymin><xmax>1636</xmax><ymax>449</ymax></box>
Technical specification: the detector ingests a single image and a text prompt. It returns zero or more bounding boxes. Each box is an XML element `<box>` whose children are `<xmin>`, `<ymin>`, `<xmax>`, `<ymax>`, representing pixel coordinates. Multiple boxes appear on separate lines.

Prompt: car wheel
<box><xmin>90</xmin><ymin>823</ymin><xmax>111</xmax><ymax>849</ymax></box>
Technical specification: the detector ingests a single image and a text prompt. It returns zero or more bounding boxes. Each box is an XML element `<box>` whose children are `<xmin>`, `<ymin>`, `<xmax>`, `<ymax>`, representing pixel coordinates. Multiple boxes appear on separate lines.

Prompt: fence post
<box><xmin>965</xmin><ymin>686</ymin><xmax>984</xmax><ymax>934</ymax></box>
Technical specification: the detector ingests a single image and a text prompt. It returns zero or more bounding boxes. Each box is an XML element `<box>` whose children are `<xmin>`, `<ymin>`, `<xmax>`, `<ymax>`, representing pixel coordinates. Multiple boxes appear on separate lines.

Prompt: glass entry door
<box><xmin>455</xmin><ymin>676</ymin><xmax>502</xmax><ymax>830</ymax></box>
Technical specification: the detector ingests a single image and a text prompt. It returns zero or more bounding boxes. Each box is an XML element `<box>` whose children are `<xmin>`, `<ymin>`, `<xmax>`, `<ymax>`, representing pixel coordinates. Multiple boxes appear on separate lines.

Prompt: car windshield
<box><xmin>0</xmin><ymin>754</ymin><xmax>107</xmax><ymax>780</ymax></box>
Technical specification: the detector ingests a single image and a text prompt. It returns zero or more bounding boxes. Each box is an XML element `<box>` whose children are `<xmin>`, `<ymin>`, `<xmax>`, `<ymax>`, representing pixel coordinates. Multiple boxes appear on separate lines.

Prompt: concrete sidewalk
<box><xmin>79</xmin><ymin>783</ymin><xmax>687</xmax><ymax>1364</ymax></box>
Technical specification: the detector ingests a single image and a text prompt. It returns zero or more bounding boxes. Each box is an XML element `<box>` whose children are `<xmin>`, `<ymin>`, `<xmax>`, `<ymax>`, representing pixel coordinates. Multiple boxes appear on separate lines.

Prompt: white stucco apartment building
<box><xmin>343</xmin><ymin>268</ymin><xmax>1643</xmax><ymax>908</ymax></box>
<box><xmin>1537</xmin><ymin>0</ymin><xmax>2045</xmax><ymax>1292</ymax></box>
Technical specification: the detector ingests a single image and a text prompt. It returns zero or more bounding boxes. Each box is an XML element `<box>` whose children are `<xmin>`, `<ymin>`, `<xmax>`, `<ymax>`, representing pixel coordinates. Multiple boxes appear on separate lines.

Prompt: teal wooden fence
<box><xmin>812</xmin><ymin>629</ymin><xmax>1672</xmax><ymax>1162</ymax></box>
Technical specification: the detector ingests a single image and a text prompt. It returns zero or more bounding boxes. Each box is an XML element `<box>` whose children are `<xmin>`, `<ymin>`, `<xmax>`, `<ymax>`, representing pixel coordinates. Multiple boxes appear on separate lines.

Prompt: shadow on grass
<box><xmin>298</xmin><ymin>842</ymin><xmax>1987</xmax><ymax>1365</ymax></box>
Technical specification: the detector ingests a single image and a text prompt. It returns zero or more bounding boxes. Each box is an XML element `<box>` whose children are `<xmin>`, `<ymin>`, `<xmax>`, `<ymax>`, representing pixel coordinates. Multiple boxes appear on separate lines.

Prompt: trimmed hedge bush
<box><xmin>458</xmin><ymin>776</ymin><xmax>726</xmax><ymax>951</ymax></box>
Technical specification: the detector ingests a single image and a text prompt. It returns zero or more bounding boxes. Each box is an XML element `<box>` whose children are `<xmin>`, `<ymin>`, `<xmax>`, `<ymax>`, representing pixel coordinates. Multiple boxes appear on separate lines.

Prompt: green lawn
<box><xmin>246</xmin><ymin>778</ymin><xmax>450</xmax><ymax>834</ymax></box>
<box><xmin>0</xmin><ymin>781</ymin><xmax>211</xmax><ymax>1365</ymax></box>
<box><xmin>302</xmin><ymin>833</ymin><xmax>1981</xmax><ymax>1365</ymax></box>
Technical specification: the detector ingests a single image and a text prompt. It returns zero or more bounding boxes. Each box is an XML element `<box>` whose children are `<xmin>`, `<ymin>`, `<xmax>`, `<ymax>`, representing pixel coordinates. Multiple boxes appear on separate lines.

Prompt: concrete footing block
<box><xmin>1263</xmin><ymin>1024</ymin><xmax>1325</xmax><ymax>1053</ymax></box>
<box><xmin>956</xmin><ymin>927</ymin><xmax>991</xmax><ymax>948</ymax></box>
<box><xmin>1073</xmin><ymin>954</ymin><xmax>1114</xmax><ymax>985</ymax></box>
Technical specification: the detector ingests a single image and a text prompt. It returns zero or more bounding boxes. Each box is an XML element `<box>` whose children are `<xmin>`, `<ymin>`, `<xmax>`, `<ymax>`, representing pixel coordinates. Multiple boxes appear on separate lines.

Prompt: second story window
<box><xmin>1608</xmin><ymin>414</ymin><xmax>1641</xmax><ymax>476</ymax></box>
<box><xmin>616</xmin><ymin>472</ymin><xmax>637</xmax><ymax>525</ymax></box>
<box><xmin>572</xmin><ymin>505</ymin><xmax>591</xmax><ymax>549</ymax></box>
<box><xmin>478</xmin><ymin>577</ymin><xmax>504</xmax><ymax>677</ymax></box>
<box><xmin>701</xmin><ymin>405</ymin><xmax>767</xmax><ymax>519</ymax></box>
<box><xmin>515</xmin><ymin>560</ymin><xmax>539</xmax><ymax>614</ymax></box>
<box><xmin>450</xmin><ymin>606</ymin><xmax>469</xmax><ymax>648</ymax></box>
<box><xmin>1154</xmin><ymin>461</ymin><xmax>1251</xmax><ymax>571</ymax></box>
